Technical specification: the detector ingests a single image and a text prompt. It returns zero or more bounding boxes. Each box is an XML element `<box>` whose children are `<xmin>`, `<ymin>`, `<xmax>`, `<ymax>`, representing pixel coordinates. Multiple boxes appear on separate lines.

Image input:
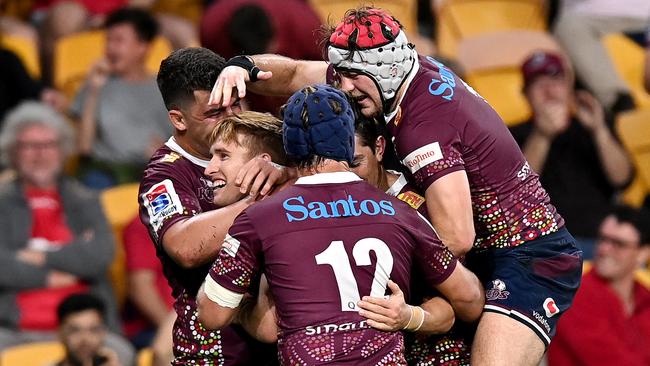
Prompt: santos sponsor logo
<box><xmin>283</xmin><ymin>195</ymin><xmax>395</xmax><ymax>222</ymax></box>
<box><xmin>305</xmin><ymin>320</ymin><xmax>369</xmax><ymax>335</ymax></box>
<box><xmin>426</xmin><ymin>56</ymin><xmax>456</xmax><ymax>101</ymax></box>
<box><xmin>402</xmin><ymin>143</ymin><xmax>443</xmax><ymax>174</ymax></box>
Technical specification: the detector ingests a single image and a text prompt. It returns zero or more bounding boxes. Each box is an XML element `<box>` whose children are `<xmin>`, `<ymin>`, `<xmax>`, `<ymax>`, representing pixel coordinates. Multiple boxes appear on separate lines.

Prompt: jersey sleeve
<box><xmin>207</xmin><ymin>212</ymin><xmax>263</xmax><ymax>295</ymax></box>
<box><xmin>396</xmin><ymin>116</ymin><xmax>465</xmax><ymax>192</ymax></box>
<box><xmin>138</xmin><ymin>166</ymin><xmax>201</xmax><ymax>245</ymax></box>
<box><xmin>408</xmin><ymin>211</ymin><xmax>457</xmax><ymax>286</ymax></box>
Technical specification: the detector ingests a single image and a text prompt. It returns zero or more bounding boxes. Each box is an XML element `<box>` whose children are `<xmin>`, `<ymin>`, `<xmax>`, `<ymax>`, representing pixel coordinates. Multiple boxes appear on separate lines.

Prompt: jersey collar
<box><xmin>164</xmin><ymin>137</ymin><xmax>210</xmax><ymax>168</ymax></box>
<box><xmin>385</xmin><ymin>170</ymin><xmax>408</xmax><ymax>197</ymax></box>
<box><xmin>384</xmin><ymin>59</ymin><xmax>420</xmax><ymax>123</ymax></box>
<box><xmin>295</xmin><ymin>171</ymin><xmax>362</xmax><ymax>185</ymax></box>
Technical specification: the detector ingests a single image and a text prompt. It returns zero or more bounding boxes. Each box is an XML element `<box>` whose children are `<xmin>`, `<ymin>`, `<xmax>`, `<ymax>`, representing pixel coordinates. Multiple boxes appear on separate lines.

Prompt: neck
<box><xmin>173</xmin><ymin>135</ymin><xmax>211</xmax><ymax>160</ymax></box>
<box><xmin>382</xmin><ymin>169</ymin><xmax>399</xmax><ymax>192</ymax></box>
<box><xmin>118</xmin><ymin>64</ymin><xmax>149</xmax><ymax>82</ymax></box>
<box><xmin>22</xmin><ymin>180</ymin><xmax>57</xmax><ymax>191</ymax></box>
<box><xmin>298</xmin><ymin>159</ymin><xmax>350</xmax><ymax>177</ymax></box>
<box><xmin>609</xmin><ymin>274</ymin><xmax>636</xmax><ymax>315</ymax></box>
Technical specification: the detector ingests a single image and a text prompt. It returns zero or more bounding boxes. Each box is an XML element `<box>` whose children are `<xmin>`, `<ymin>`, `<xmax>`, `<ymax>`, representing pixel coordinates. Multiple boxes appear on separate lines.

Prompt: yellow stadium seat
<box><xmin>308</xmin><ymin>0</ymin><xmax>417</xmax><ymax>37</ymax></box>
<box><xmin>1</xmin><ymin>34</ymin><xmax>40</xmax><ymax>78</ymax></box>
<box><xmin>435</xmin><ymin>0</ymin><xmax>548</xmax><ymax>58</ymax></box>
<box><xmin>54</xmin><ymin>31</ymin><xmax>172</xmax><ymax>98</ymax></box>
<box><xmin>604</xmin><ymin>33</ymin><xmax>650</xmax><ymax>109</ymax></box>
<box><xmin>616</xmin><ymin>109</ymin><xmax>650</xmax><ymax>205</ymax></box>
<box><xmin>137</xmin><ymin>348</ymin><xmax>154</xmax><ymax>366</ymax></box>
<box><xmin>100</xmin><ymin>183</ymin><xmax>141</xmax><ymax>308</ymax></box>
<box><xmin>583</xmin><ymin>263</ymin><xmax>650</xmax><ymax>290</ymax></box>
<box><xmin>457</xmin><ymin>31</ymin><xmax>563</xmax><ymax>125</ymax></box>
<box><xmin>0</xmin><ymin>342</ymin><xmax>64</xmax><ymax>366</ymax></box>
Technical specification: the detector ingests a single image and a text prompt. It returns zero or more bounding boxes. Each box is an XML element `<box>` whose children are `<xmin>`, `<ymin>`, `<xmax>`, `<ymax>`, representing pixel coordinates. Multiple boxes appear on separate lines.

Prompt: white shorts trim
<box><xmin>203</xmin><ymin>275</ymin><xmax>244</xmax><ymax>309</ymax></box>
<box><xmin>484</xmin><ymin>304</ymin><xmax>551</xmax><ymax>345</ymax></box>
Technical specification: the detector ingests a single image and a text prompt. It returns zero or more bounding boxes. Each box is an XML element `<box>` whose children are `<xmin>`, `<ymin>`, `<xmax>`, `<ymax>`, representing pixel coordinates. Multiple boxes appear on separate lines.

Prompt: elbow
<box><xmin>196</xmin><ymin>294</ymin><xmax>231</xmax><ymax>330</ymax></box>
<box><xmin>447</xmin><ymin>231</ymin><xmax>475</xmax><ymax>257</ymax></box>
<box><xmin>455</xmin><ymin>284</ymin><xmax>485</xmax><ymax>323</ymax></box>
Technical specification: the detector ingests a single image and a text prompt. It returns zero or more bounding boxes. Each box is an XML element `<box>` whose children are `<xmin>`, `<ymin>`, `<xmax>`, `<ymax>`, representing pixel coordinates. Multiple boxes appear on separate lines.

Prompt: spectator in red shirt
<box><xmin>548</xmin><ymin>205</ymin><xmax>650</xmax><ymax>366</ymax></box>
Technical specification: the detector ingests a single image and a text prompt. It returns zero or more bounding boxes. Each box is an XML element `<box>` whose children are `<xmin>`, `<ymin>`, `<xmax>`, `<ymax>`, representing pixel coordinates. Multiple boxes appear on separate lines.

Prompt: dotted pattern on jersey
<box><xmin>214</xmin><ymin>250</ymin><xmax>253</xmax><ymax>288</ymax></box>
<box><xmin>171</xmin><ymin>293</ymin><xmax>225</xmax><ymax>365</ymax></box>
<box><xmin>406</xmin><ymin>333</ymin><xmax>470</xmax><ymax>366</ymax></box>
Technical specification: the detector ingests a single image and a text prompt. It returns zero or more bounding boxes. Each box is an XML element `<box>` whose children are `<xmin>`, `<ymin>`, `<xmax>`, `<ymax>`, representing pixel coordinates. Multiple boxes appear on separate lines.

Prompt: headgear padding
<box><xmin>328</xmin><ymin>8</ymin><xmax>417</xmax><ymax>112</ymax></box>
<box><xmin>282</xmin><ymin>84</ymin><xmax>355</xmax><ymax>164</ymax></box>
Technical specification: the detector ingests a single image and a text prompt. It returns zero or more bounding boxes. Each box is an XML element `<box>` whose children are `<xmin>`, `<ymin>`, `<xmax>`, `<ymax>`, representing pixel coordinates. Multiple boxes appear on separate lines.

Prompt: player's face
<box><xmin>338</xmin><ymin>72</ymin><xmax>382</xmax><ymax>117</ymax></box>
<box><xmin>180</xmin><ymin>90</ymin><xmax>242</xmax><ymax>159</ymax></box>
<box><xmin>205</xmin><ymin>134</ymin><xmax>251</xmax><ymax>207</ymax></box>
<box><xmin>594</xmin><ymin>216</ymin><xmax>648</xmax><ymax>281</ymax></box>
<box><xmin>106</xmin><ymin>23</ymin><xmax>149</xmax><ymax>76</ymax></box>
<box><xmin>352</xmin><ymin>134</ymin><xmax>383</xmax><ymax>189</ymax></box>
<box><xmin>59</xmin><ymin>310</ymin><xmax>106</xmax><ymax>365</ymax></box>
<box><xmin>14</xmin><ymin>124</ymin><xmax>64</xmax><ymax>188</ymax></box>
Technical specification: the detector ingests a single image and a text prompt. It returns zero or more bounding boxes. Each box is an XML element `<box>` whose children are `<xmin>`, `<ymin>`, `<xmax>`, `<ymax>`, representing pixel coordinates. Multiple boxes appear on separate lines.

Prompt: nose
<box><xmin>339</xmin><ymin>75</ymin><xmax>355</xmax><ymax>93</ymax></box>
<box><xmin>204</xmin><ymin>156</ymin><xmax>220</xmax><ymax>176</ymax></box>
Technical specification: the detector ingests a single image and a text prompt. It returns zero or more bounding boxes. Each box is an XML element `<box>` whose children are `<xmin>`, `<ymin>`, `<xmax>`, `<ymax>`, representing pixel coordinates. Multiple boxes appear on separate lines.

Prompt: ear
<box><xmin>375</xmin><ymin>135</ymin><xmax>386</xmax><ymax>162</ymax></box>
<box><xmin>169</xmin><ymin>110</ymin><xmax>186</xmax><ymax>131</ymax></box>
<box><xmin>638</xmin><ymin>246</ymin><xmax>650</xmax><ymax>267</ymax></box>
<box><xmin>258</xmin><ymin>153</ymin><xmax>272</xmax><ymax>162</ymax></box>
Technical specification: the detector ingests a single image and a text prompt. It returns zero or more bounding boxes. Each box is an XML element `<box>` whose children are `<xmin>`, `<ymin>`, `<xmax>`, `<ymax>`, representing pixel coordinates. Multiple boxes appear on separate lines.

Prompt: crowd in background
<box><xmin>0</xmin><ymin>0</ymin><xmax>649</xmax><ymax>365</ymax></box>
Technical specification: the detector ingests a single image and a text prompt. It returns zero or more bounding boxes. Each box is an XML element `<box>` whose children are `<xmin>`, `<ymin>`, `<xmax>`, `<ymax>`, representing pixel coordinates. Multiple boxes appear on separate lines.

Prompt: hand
<box><xmin>96</xmin><ymin>347</ymin><xmax>122</xmax><ymax>366</ymax></box>
<box><xmin>40</xmin><ymin>88</ymin><xmax>68</xmax><ymax>112</ymax></box>
<box><xmin>357</xmin><ymin>280</ymin><xmax>411</xmax><ymax>332</ymax></box>
<box><xmin>88</xmin><ymin>59</ymin><xmax>111</xmax><ymax>91</ymax></box>
<box><xmin>209</xmin><ymin>65</ymin><xmax>272</xmax><ymax>108</ymax></box>
<box><xmin>46</xmin><ymin>271</ymin><xmax>78</xmax><ymax>288</ymax></box>
<box><xmin>16</xmin><ymin>249</ymin><xmax>46</xmax><ymax>266</ymax></box>
<box><xmin>235</xmin><ymin>157</ymin><xmax>293</xmax><ymax>199</ymax></box>
<box><xmin>574</xmin><ymin>90</ymin><xmax>606</xmax><ymax>134</ymax></box>
<box><xmin>531</xmin><ymin>100</ymin><xmax>569</xmax><ymax>139</ymax></box>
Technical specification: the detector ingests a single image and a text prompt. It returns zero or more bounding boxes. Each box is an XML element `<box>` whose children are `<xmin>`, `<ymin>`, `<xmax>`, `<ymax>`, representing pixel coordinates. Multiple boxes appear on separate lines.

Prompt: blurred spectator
<box><xmin>0</xmin><ymin>101</ymin><xmax>134</xmax><ymax>365</ymax></box>
<box><xmin>54</xmin><ymin>293</ymin><xmax>122</xmax><ymax>366</ymax></box>
<box><xmin>553</xmin><ymin>0</ymin><xmax>650</xmax><ymax>114</ymax></box>
<box><xmin>645</xmin><ymin>25</ymin><xmax>650</xmax><ymax>93</ymax></box>
<box><xmin>0</xmin><ymin>45</ymin><xmax>67</xmax><ymax>122</ymax></box>
<box><xmin>510</xmin><ymin>51</ymin><xmax>634</xmax><ymax>259</ymax></box>
<box><xmin>200</xmin><ymin>0</ymin><xmax>322</xmax><ymax>114</ymax></box>
<box><xmin>122</xmin><ymin>216</ymin><xmax>173</xmax><ymax>349</ymax></box>
<box><xmin>0</xmin><ymin>0</ymin><xmax>38</xmax><ymax>44</ymax></box>
<box><xmin>129</xmin><ymin>0</ymin><xmax>199</xmax><ymax>49</ymax></box>
<box><xmin>548</xmin><ymin>205</ymin><xmax>650</xmax><ymax>366</ymax></box>
<box><xmin>70</xmin><ymin>7</ymin><xmax>171</xmax><ymax>188</ymax></box>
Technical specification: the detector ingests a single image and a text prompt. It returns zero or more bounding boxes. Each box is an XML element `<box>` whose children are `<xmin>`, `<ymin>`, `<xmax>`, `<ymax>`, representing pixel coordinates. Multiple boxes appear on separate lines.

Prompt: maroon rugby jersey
<box><xmin>139</xmin><ymin>137</ymin><xmax>273</xmax><ymax>365</ymax></box>
<box><xmin>385</xmin><ymin>56</ymin><xmax>564</xmax><ymax>249</ymax></box>
<box><xmin>209</xmin><ymin>172</ymin><xmax>457</xmax><ymax>365</ymax></box>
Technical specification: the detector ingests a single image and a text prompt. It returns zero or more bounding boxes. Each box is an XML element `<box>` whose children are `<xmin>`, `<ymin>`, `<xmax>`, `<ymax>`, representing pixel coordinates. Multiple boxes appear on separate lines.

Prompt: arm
<box><xmin>520</xmin><ymin>95</ymin><xmax>569</xmax><ymax>174</ymax></box>
<box><xmin>0</xmin><ymin>249</ymin><xmax>49</xmax><ymax>289</ymax></box>
<box><xmin>521</xmin><ymin>129</ymin><xmax>553</xmax><ymax>174</ymax></box>
<box><xmin>162</xmin><ymin>198</ymin><xmax>251</xmax><ymax>268</ymax></box>
<box><xmin>76</xmin><ymin>59</ymin><xmax>110</xmax><ymax>155</ymax></box>
<box><xmin>210</xmin><ymin>54</ymin><xmax>328</xmax><ymax>108</ymax></box>
<box><xmin>236</xmin><ymin>275</ymin><xmax>278</xmax><ymax>343</ymax></box>
<box><xmin>435</xmin><ymin>261</ymin><xmax>484</xmax><ymax>323</ymax></box>
<box><xmin>197</xmin><ymin>281</ymin><xmax>240</xmax><ymax>330</ymax></box>
<box><xmin>425</xmin><ymin>171</ymin><xmax>475</xmax><ymax>256</ymax></box>
<box><xmin>358</xmin><ymin>281</ymin><xmax>455</xmax><ymax>334</ymax></box>
<box><xmin>128</xmin><ymin>270</ymin><xmax>170</xmax><ymax>326</ymax></box>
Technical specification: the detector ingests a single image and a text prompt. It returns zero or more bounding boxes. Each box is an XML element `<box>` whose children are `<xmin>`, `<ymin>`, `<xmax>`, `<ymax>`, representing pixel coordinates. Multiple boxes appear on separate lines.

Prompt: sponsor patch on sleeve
<box><xmin>401</xmin><ymin>142</ymin><xmax>443</xmax><ymax>174</ymax></box>
<box><xmin>222</xmin><ymin>234</ymin><xmax>241</xmax><ymax>258</ymax></box>
<box><xmin>397</xmin><ymin>191</ymin><xmax>425</xmax><ymax>210</ymax></box>
<box><xmin>142</xmin><ymin>179</ymin><xmax>183</xmax><ymax>234</ymax></box>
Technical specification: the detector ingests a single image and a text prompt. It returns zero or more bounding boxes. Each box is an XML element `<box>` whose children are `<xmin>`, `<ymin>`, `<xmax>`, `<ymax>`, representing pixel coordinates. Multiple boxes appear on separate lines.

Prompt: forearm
<box><xmin>78</xmin><ymin>89</ymin><xmax>100</xmax><ymax>155</ymax></box>
<box><xmin>0</xmin><ymin>256</ymin><xmax>48</xmax><ymax>289</ymax></box>
<box><xmin>416</xmin><ymin>297</ymin><xmax>455</xmax><ymax>335</ymax></box>
<box><xmin>250</xmin><ymin>54</ymin><xmax>326</xmax><ymax>96</ymax></box>
<box><xmin>593</xmin><ymin>127</ymin><xmax>634</xmax><ymax>187</ymax></box>
<box><xmin>129</xmin><ymin>272</ymin><xmax>170</xmax><ymax>326</ymax></box>
<box><xmin>521</xmin><ymin>130</ymin><xmax>552</xmax><ymax>174</ymax></box>
<box><xmin>163</xmin><ymin>199</ymin><xmax>250</xmax><ymax>268</ymax></box>
<box><xmin>644</xmin><ymin>49</ymin><xmax>650</xmax><ymax>92</ymax></box>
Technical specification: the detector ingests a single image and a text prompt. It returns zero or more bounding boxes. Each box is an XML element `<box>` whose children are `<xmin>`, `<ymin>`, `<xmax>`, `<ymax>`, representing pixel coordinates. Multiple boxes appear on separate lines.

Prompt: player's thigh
<box><xmin>471</xmin><ymin>312</ymin><xmax>545</xmax><ymax>366</ymax></box>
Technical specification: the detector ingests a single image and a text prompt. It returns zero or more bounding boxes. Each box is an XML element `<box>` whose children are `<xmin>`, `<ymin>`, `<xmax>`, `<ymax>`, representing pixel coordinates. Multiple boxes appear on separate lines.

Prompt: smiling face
<box><xmin>14</xmin><ymin>124</ymin><xmax>64</xmax><ymax>189</ymax></box>
<box><xmin>338</xmin><ymin>71</ymin><xmax>383</xmax><ymax>118</ymax></box>
<box><xmin>204</xmin><ymin>133</ymin><xmax>253</xmax><ymax>207</ymax></box>
<box><xmin>594</xmin><ymin>215</ymin><xmax>649</xmax><ymax>282</ymax></box>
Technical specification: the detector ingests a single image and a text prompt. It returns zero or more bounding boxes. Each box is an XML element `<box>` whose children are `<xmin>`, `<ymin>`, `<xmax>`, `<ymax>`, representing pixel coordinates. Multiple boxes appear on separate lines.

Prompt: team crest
<box><xmin>397</xmin><ymin>191</ymin><xmax>425</xmax><ymax>210</ymax></box>
<box><xmin>142</xmin><ymin>180</ymin><xmax>183</xmax><ymax>235</ymax></box>
<box><xmin>160</xmin><ymin>152</ymin><xmax>181</xmax><ymax>164</ymax></box>
<box><xmin>486</xmin><ymin>279</ymin><xmax>510</xmax><ymax>301</ymax></box>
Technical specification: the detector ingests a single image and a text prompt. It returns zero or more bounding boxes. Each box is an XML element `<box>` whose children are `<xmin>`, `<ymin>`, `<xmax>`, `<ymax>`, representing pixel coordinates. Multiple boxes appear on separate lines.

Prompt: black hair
<box><xmin>352</xmin><ymin>100</ymin><xmax>401</xmax><ymax>171</ymax></box>
<box><xmin>57</xmin><ymin>293</ymin><xmax>106</xmax><ymax>324</ymax></box>
<box><xmin>227</xmin><ymin>5</ymin><xmax>274</xmax><ymax>55</ymax></box>
<box><xmin>105</xmin><ymin>7</ymin><xmax>159</xmax><ymax>43</ymax></box>
<box><xmin>157</xmin><ymin>47</ymin><xmax>226</xmax><ymax>110</ymax></box>
<box><xmin>608</xmin><ymin>205</ymin><xmax>650</xmax><ymax>246</ymax></box>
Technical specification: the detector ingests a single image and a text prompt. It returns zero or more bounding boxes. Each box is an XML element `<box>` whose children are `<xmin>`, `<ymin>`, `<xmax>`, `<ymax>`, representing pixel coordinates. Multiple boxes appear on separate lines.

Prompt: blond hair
<box><xmin>210</xmin><ymin>111</ymin><xmax>286</xmax><ymax>165</ymax></box>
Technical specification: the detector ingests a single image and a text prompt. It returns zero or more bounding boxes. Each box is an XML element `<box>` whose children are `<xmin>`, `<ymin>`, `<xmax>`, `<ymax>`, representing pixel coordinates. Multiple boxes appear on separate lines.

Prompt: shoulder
<box><xmin>60</xmin><ymin>177</ymin><xmax>99</xmax><ymax>202</ymax></box>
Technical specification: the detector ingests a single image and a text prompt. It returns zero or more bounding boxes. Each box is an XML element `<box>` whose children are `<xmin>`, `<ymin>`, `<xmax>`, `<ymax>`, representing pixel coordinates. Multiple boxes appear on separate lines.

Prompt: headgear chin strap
<box><xmin>327</xmin><ymin>9</ymin><xmax>417</xmax><ymax>113</ymax></box>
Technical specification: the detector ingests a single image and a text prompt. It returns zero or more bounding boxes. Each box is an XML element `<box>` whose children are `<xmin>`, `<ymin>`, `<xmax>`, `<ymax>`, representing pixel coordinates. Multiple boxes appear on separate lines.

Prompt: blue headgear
<box><xmin>282</xmin><ymin>84</ymin><xmax>355</xmax><ymax>164</ymax></box>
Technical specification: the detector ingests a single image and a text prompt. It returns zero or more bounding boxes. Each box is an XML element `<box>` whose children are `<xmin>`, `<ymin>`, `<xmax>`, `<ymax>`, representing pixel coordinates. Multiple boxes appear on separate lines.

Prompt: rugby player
<box><xmin>138</xmin><ymin>47</ymin><xmax>280</xmax><ymax>365</ymax></box>
<box><xmin>197</xmin><ymin>84</ymin><xmax>484</xmax><ymax>365</ymax></box>
<box><xmin>208</xmin><ymin>8</ymin><xmax>583</xmax><ymax>365</ymax></box>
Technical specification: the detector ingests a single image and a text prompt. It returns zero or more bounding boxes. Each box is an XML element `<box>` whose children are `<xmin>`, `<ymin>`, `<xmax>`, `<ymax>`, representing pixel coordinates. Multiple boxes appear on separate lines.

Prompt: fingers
<box><xmin>248</xmin><ymin>171</ymin><xmax>270</xmax><ymax>199</ymax></box>
<box><xmin>222</xmin><ymin>81</ymin><xmax>234</xmax><ymax>108</ymax></box>
<box><xmin>358</xmin><ymin>299</ymin><xmax>391</xmax><ymax>315</ymax></box>
<box><xmin>258</xmin><ymin>70</ymin><xmax>273</xmax><ymax>80</ymax></box>
<box><xmin>365</xmin><ymin>319</ymin><xmax>395</xmax><ymax>332</ymax></box>
<box><xmin>236</xmin><ymin>77</ymin><xmax>247</xmax><ymax>99</ymax></box>
<box><xmin>236</xmin><ymin>161</ymin><xmax>262</xmax><ymax>192</ymax></box>
<box><xmin>387</xmin><ymin>280</ymin><xmax>402</xmax><ymax>295</ymax></box>
<box><xmin>209</xmin><ymin>78</ymin><xmax>223</xmax><ymax>106</ymax></box>
<box><xmin>358</xmin><ymin>307</ymin><xmax>394</xmax><ymax>325</ymax></box>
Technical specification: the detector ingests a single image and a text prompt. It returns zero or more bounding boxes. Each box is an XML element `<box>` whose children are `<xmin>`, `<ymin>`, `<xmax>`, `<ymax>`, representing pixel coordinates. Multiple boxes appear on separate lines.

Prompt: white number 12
<box><xmin>315</xmin><ymin>238</ymin><xmax>394</xmax><ymax>312</ymax></box>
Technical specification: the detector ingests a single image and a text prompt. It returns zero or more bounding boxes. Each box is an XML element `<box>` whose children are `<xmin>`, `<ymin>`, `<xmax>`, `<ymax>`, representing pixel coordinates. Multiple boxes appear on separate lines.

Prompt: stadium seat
<box><xmin>308</xmin><ymin>0</ymin><xmax>417</xmax><ymax>37</ymax></box>
<box><xmin>603</xmin><ymin>33</ymin><xmax>650</xmax><ymax>109</ymax></box>
<box><xmin>616</xmin><ymin>109</ymin><xmax>650</xmax><ymax>206</ymax></box>
<box><xmin>1</xmin><ymin>34</ymin><xmax>40</xmax><ymax>78</ymax></box>
<box><xmin>457</xmin><ymin>30</ymin><xmax>563</xmax><ymax>125</ymax></box>
<box><xmin>100</xmin><ymin>183</ymin><xmax>142</xmax><ymax>308</ymax></box>
<box><xmin>54</xmin><ymin>31</ymin><xmax>172</xmax><ymax>98</ymax></box>
<box><xmin>435</xmin><ymin>0</ymin><xmax>548</xmax><ymax>58</ymax></box>
<box><xmin>0</xmin><ymin>341</ymin><xmax>64</xmax><ymax>366</ymax></box>
<box><xmin>137</xmin><ymin>348</ymin><xmax>154</xmax><ymax>366</ymax></box>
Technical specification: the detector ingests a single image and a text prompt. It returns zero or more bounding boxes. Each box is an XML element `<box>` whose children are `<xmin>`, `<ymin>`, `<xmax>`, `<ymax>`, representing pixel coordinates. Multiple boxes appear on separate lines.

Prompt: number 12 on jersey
<box><xmin>315</xmin><ymin>238</ymin><xmax>394</xmax><ymax>312</ymax></box>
